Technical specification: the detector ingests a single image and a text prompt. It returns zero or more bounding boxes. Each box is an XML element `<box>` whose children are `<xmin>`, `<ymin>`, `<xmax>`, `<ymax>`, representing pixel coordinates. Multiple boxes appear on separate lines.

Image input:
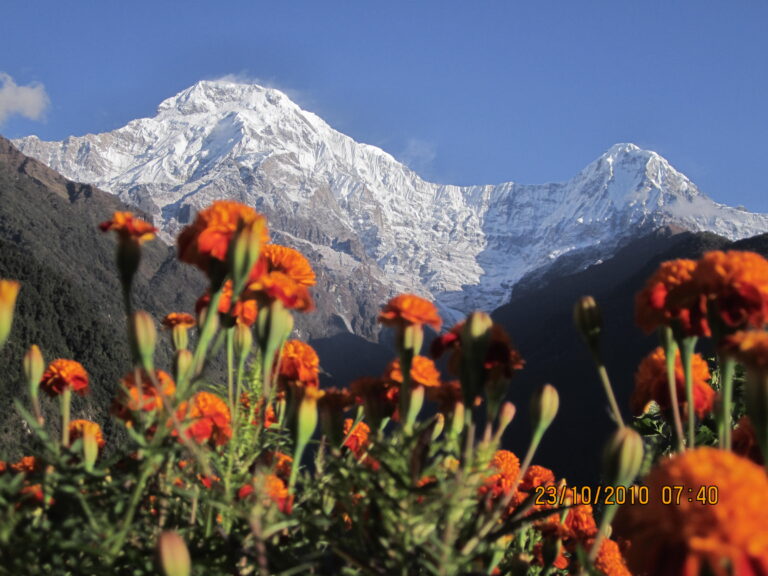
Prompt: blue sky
<box><xmin>2</xmin><ymin>1</ymin><xmax>767</xmax><ymax>211</ymax></box>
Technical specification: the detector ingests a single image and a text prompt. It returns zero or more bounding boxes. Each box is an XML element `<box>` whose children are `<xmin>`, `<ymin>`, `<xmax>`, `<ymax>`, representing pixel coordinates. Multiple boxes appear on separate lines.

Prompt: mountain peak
<box><xmin>12</xmin><ymin>83</ymin><xmax>768</xmax><ymax>336</ymax></box>
<box><xmin>156</xmin><ymin>79</ymin><xmax>295</xmax><ymax>118</ymax></box>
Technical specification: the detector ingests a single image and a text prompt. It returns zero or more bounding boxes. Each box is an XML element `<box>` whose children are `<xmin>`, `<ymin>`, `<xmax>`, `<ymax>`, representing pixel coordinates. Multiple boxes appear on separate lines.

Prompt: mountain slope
<box><xmin>491</xmin><ymin>227</ymin><xmax>768</xmax><ymax>483</ymax></box>
<box><xmin>15</xmin><ymin>80</ymin><xmax>768</xmax><ymax>338</ymax></box>
<box><xmin>0</xmin><ymin>135</ymin><xmax>209</xmax><ymax>454</ymax></box>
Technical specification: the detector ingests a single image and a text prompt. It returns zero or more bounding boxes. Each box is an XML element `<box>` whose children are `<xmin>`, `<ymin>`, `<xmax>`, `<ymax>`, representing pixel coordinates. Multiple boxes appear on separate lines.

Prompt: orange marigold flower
<box><xmin>99</xmin><ymin>211</ymin><xmax>157</xmax><ymax>243</ymax></box>
<box><xmin>532</xmin><ymin>539</ymin><xmax>570</xmax><ymax>571</ymax></box>
<box><xmin>426</xmin><ymin>379</ymin><xmax>464</xmax><ymax>412</ymax></box>
<box><xmin>68</xmin><ymin>419</ymin><xmax>105</xmax><ymax>449</ymax></box>
<box><xmin>343</xmin><ymin>418</ymin><xmax>371</xmax><ymax>458</ymax></box>
<box><xmin>378</xmin><ymin>294</ymin><xmax>442</xmax><ymax>331</ymax></box>
<box><xmin>177</xmin><ymin>200</ymin><xmax>269</xmax><ymax>273</ymax></box>
<box><xmin>246</xmin><ymin>270</ymin><xmax>314</xmax><ymax>312</ymax></box>
<box><xmin>261</xmin><ymin>244</ymin><xmax>316</xmax><ymax>287</ymax></box>
<box><xmin>615</xmin><ymin>447</ymin><xmax>768</xmax><ymax>576</ymax></box>
<box><xmin>238</xmin><ymin>474</ymin><xmax>293</xmax><ymax>514</ymax></box>
<box><xmin>385</xmin><ymin>355</ymin><xmax>441</xmax><ymax>388</ymax></box>
<box><xmin>480</xmin><ymin>450</ymin><xmax>520</xmax><ymax>500</ymax></box>
<box><xmin>39</xmin><ymin>359</ymin><xmax>89</xmax><ymax>397</ymax></box>
<box><xmin>17</xmin><ymin>484</ymin><xmax>50</xmax><ymax>507</ymax></box>
<box><xmin>10</xmin><ymin>456</ymin><xmax>39</xmax><ymax>474</ymax></box>
<box><xmin>591</xmin><ymin>538</ymin><xmax>631</xmax><ymax>576</ymax></box>
<box><xmin>519</xmin><ymin>465</ymin><xmax>556</xmax><ymax>492</ymax></box>
<box><xmin>491</xmin><ymin>450</ymin><xmax>520</xmax><ymax>479</ymax></box>
<box><xmin>161</xmin><ymin>312</ymin><xmax>196</xmax><ymax>329</ymax></box>
<box><xmin>635</xmin><ymin>258</ymin><xmax>705</xmax><ymax>335</ymax></box>
<box><xmin>691</xmin><ymin>250</ymin><xmax>768</xmax><ymax>330</ymax></box>
<box><xmin>720</xmin><ymin>329</ymin><xmax>768</xmax><ymax>369</ymax></box>
<box><xmin>431</xmin><ymin>321</ymin><xmax>524</xmax><ymax>380</ymax></box>
<box><xmin>196</xmin><ymin>280</ymin><xmax>258</xmax><ymax>326</ymax></box>
<box><xmin>631</xmin><ymin>347</ymin><xmax>714</xmax><ymax>419</ymax></box>
<box><xmin>563</xmin><ymin>494</ymin><xmax>598</xmax><ymax>542</ymax></box>
<box><xmin>350</xmin><ymin>376</ymin><xmax>399</xmax><ymax>422</ymax></box>
<box><xmin>175</xmin><ymin>391</ymin><xmax>232</xmax><ymax>447</ymax></box>
<box><xmin>732</xmin><ymin>415</ymin><xmax>764</xmax><ymax>466</ymax></box>
<box><xmin>239</xmin><ymin>393</ymin><xmax>277</xmax><ymax>427</ymax></box>
<box><xmin>278</xmin><ymin>340</ymin><xmax>320</xmax><ymax>387</ymax></box>
<box><xmin>112</xmin><ymin>369</ymin><xmax>176</xmax><ymax>423</ymax></box>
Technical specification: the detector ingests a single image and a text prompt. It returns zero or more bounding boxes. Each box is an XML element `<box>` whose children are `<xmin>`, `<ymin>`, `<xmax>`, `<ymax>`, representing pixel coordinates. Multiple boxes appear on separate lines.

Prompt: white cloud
<box><xmin>400</xmin><ymin>138</ymin><xmax>437</xmax><ymax>175</ymax></box>
<box><xmin>0</xmin><ymin>73</ymin><xmax>50</xmax><ymax>126</ymax></box>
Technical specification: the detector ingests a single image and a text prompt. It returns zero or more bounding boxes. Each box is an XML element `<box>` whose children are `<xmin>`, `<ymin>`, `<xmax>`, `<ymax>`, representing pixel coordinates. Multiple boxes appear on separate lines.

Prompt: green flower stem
<box><xmin>679</xmin><ymin>337</ymin><xmax>698</xmax><ymax>448</ymax></box>
<box><xmin>60</xmin><ymin>387</ymin><xmax>72</xmax><ymax>448</ymax></box>
<box><xmin>224</xmin><ymin>326</ymin><xmax>237</xmax><ymax>516</ymax></box>
<box><xmin>718</xmin><ymin>355</ymin><xmax>735</xmax><ymax>450</ymax></box>
<box><xmin>107</xmin><ymin>459</ymin><xmax>157</xmax><ymax>560</ymax></box>
<box><xmin>662</xmin><ymin>329</ymin><xmax>685</xmax><ymax>453</ymax></box>
<box><xmin>590</xmin><ymin>349</ymin><xmax>625</xmax><ymax>428</ymax></box>
<box><xmin>588</xmin><ymin>503</ymin><xmax>620</xmax><ymax>562</ymax></box>
<box><xmin>189</xmin><ymin>287</ymin><xmax>223</xmax><ymax>385</ymax></box>
<box><xmin>398</xmin><ymin>350</ymin><xmax>414</xmax><ymax>435</ymax></box>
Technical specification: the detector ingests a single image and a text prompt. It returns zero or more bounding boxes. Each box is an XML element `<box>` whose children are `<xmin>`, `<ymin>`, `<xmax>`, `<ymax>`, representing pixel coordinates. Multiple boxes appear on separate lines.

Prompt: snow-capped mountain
<box><xmin>14</xmin><ymin>80</ymin><xmax>768</xmax><ymax>337</ymax></box>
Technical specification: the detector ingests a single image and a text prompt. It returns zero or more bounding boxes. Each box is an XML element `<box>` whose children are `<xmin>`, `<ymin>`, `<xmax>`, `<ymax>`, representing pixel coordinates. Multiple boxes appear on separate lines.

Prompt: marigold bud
<box><xmin>234</xmin><ymin>323</ymin><xmax>253</xmax><ymax>360</ymax></box>
<box><xmin>297</xmin><ymin>387</ymin><xmax>324</xmax><ymax>453</ymax></box>
<box><xmin>0</xmin><ymin>279</ymin><xmax>20</xmax><ymax>348</ymax></box>
<box><xmin>574</xmin><ymin>295</ymin><xmax>602</xmax><ymax>348</ymax></box>
<box><xmin>157</xmin><ymin>531</ymin><xmax>191</xmax><ymax>576</ymax></box>
<box><xmin>24</xmin><ymin>345</ymin><xmax>44</xmax><ymax>397</ymax></box>
<box><xmin>82</xmin><ymin>429</ymin><xmax>99</xmax><ymax>472</ymax></box>
<box><xmin>603</xmin><ymin>426</ymin><xmax>644</xmax><ymax>487</ymax></box>
<box><xmin>131</xmin><ymin>311</ymin><xmax>157</xmax><ymax>371</ymax></box>
<box><xmin>530</xmin><ymin>384</ymin><xmax>559</xmax><ymax>434</ymax></box>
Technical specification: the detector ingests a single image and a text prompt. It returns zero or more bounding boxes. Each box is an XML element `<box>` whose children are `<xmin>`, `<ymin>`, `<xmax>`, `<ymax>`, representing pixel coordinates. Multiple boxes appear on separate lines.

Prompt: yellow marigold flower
<box><xmin>99</xmin><ymin>211</ymin><xmax>156</xmax><ymax>243</ymax></box>
<box><xmin>631</xmin><ymin>347</ymin><xmax>714</xmax><ymax>419</ymax></box>
<box><xmin>278</xmin><ymin>340</ymin><xmax>320</xmax><ymax>387</ymax></box>
<box><xmin>39</xmin><ymin>359</ymin><xmax>89</xmax><ymax>397</ymax></box>
<box><xmin>261</xmin><ymin>244</ymin><xmax>316</xmax><ymax>287</ymax></box>
<box><xmin>161</xmin><ymin>312</ymin><xmax>196</xmax><ymax>329</ymax></box>
<box><xmin>177</xmin><ymin>200</ymin><xmax>268</xmax><ymax>274</ymax></box>
<box><xmin>385</xmin><ymin>355</ymin><xmax>441</xmax><ymax>388</ymax></box>
<box><xmin>175</xmin><ymin>391</ymin><xmax>232</xmax><ymax>447</ymax></box>
<box><xmin>378</xmin><ymin>293</ymin><xmax>442</xmax><ymax>331</ymax></box>
<box><xmin>616</xmin><ymin>447</ymin><xmax>768</xmax><ymax>575</ymax></box>
<box><xmin>68</xmin><ymin>419</ymin><xmax>106</xmax><ymax>449</ymax></box>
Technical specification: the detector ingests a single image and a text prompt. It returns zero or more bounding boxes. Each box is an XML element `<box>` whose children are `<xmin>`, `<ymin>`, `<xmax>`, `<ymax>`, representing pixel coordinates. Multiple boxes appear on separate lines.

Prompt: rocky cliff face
<box><xmin>15</xmin><ymin>80</ymin><xmax>768</xmax><ymax>337</ymax></box>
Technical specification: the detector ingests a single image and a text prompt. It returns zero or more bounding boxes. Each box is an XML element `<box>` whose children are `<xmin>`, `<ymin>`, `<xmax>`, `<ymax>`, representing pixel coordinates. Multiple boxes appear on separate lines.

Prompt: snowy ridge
<box><xmin>14</xmin><ymin>80</ymin><xmax>768</xmax><ymax>332</ymax></box>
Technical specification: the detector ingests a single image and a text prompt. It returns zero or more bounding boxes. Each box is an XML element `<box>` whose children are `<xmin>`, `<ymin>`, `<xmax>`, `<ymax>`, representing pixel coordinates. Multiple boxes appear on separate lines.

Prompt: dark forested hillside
<box><xmin>0</xmin><ymin>136</ymin><xmax>207</xmax><ymax>454</ymax></box>
<box><xmin>492</xmin><ymin>228</ymin><xmax>768</xmax><ymax>483</ymax></box>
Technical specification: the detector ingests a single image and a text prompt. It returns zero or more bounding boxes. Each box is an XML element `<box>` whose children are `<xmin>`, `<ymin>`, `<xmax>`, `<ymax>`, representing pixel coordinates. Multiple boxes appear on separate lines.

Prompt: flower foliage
<box><xmin>4</xmin><ymin>205</ymin><xmax>768</xmax><ymax>576</ymax></box>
